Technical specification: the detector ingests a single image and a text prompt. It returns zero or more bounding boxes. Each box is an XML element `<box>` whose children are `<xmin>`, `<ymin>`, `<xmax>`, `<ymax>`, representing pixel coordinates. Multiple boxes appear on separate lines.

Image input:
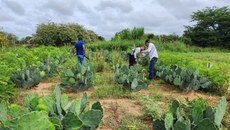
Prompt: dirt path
<box><xmin>19</xmin><ymin>81</ymin><xmax>60</xmax><ymax>97</ymax></box>
<box><xmin>98</xmin><ymin>99</ymin><xmax>143</xmax><ymax>130</ymax></box>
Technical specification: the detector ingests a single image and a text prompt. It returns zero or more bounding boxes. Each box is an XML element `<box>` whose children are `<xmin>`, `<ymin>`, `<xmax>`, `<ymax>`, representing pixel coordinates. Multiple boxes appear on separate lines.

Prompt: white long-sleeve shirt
<box><xmin>142</xmin><ymin>43</ymin><xmax>158</xmax><ymax>60</ymax></box>
<box><xmin>130</xmin><ymin>47</ymin><xmax>141</xmax><ymax>59</ymax></box>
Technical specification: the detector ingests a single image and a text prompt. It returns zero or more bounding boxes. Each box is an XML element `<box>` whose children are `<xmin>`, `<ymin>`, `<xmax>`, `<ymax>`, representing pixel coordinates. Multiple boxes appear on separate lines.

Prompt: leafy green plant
<box><xmin>103</xmin><ymin>50</ymin><xmax>113</xmax><ymax>63</ymax></box>
<box><xmin>10</xmin><ymin>56</ymin><xmax>66</xmax><ymax>89</ymax></box>
<box><xmin>60</xmin><ymin>61</ymin><xmax>95</xmax><ymax>91</ymax></box>
<box><xmin>10</xmin><ymin>66</ymin><xmax>42</xmax><ymax>89</ymax></box>
<box><xmin>114</xmin><ymin>64</ymin><xmax>149</xmax><ymax>91</ymax></box>
<box><xmin>0</xmin><ymin>86</ymin><xmax>103</xmax><ymax>130</ymax></box>
<box><xmin>27</xmin><ymin>86</ymin><xmax>103</xmax><ymax>129</ymax></box>
<box><xmin>156</xmin><ymin>63</ymin><xmax>211</xmax><ymax>91</ymax></box>
<box><xmin>153</xmin><ymin>97</ymin><xmax>227</xmax><ymax>130</ymax></box>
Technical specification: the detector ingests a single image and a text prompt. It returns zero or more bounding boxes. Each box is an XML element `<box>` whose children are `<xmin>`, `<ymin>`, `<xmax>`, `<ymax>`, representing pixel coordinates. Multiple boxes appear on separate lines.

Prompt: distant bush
<box><xmin>0</xmin><ymin>33</ymin><xmax>9</xmax><ymax>47</ymax></box>
<box><xmin>111</xmin><ymin>27</ymin><xmax>144</xmax><ymax>41</ymax></box>
<box><xmin>32</xmin><ymin>22</ymin><xmax>104</xmax><ymax>46</ymax></box>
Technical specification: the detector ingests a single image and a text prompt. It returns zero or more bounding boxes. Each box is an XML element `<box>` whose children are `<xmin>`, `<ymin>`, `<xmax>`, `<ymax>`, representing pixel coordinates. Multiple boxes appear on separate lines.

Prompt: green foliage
<box><xmin>10</xmin><ymin>56</ymin><xmax>66</xmax><ymax>89</ymax></box>
<box><xmin>103</xmin><ymin>50</ymin><xmax>113</xmax><ymax>63</ymax></box>
<box><xmin>0</xmin><ymin>81</ymin><xmax>15</xmax><ymax>101</ymax></box>
<box><xmin>10</xmin><ymin>66</ymin><xmax>42</xmax><ymax>89</ymax></box>
<box><xmin>152</xmin><ymin>97</ymin><xmax>227</xmax><ymax>130</ymax></box>
<box><xmin>111</xmin><ymin>27</ymin><xmax>144</xmax><ymax>41</ymax></box>
<box><xmin>114</xmin><ymin>64</ymin><xmax>149</xmax><ymax>91</ymax></box>
<box><xmin>184</xmin><ymin>6</ymin><xmax>230</xmax><ymax>48</ymax></box>
<box><xmin>164</xmin><ymin>113</ymin><xmax>173</xmax><ymax>130</ymax></box>
<box><xmin>156</xmin><ymin>63</ymin><xmax>210</xmax><ymax>91</ymax></box>
<box><xmin>8</xmin><ymin>104</ymin><xmax>26</xmax><ymax>118</ymax></box>
<box><xmin>4</xmin><ymin>111</ymin><xmax>55</xmax><ymax>130</ymax></box>
<box><xmin>33</xmin><ymin>22</ymin><xmax>102</xmax><ymax>46</ymax></box>
<box><xmin>60</xmin><ymin>61</ymin><xmax>95</xmax><ymax>91</ymax></box>
<box><xmin>157</xmin><ymin>52</ymin><xmax>229</xmax><ymax>95</ymax></box>
<box><xmin>214</xmin><ymin>97</ymin><xmax>227</xmax><ymax>126</ymax></box>
<box><xmin>0</xmin><ymin>33</ymin><xmax>9</xmax><ymax>48</ymax></box>
<box><xmin>0</xmin><ymin>46</ymin><xmax>70</xmax><ymax>101</ymax></box>
<box><xmin>0</xmin><ymin>101</ymin><xmax>7</xmax><ymax>122</ymax></box>
<box><xmin>0</xmin><ymin>86</ymin><xmax>103</xmax><ymax>130</ymax></box>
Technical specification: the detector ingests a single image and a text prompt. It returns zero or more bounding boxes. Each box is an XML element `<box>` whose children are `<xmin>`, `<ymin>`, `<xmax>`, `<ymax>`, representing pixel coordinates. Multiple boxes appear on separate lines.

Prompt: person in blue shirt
<box><xmin>73</xmin><ymin>37</ymin><xmax>86</xmax><ymax>64</ymax></box>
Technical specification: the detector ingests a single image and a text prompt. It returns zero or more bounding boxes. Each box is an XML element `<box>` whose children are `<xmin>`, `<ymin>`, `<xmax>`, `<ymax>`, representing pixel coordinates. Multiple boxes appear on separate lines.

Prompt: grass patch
<box><xmin>118</xmin><ymin>114</ymin><xmax>149</xmax><ymax>130</ymax></box>
<box><xmin>91</xmin><ymin>84</ymin><xmax>133</xmax><ymax>99</ymax></box>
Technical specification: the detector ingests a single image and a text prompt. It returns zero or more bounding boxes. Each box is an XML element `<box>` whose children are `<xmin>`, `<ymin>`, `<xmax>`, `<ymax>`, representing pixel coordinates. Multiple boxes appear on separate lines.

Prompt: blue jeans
<box><xmin>77</xmin><ymin>55</ymin><xmax>84</xmax><ymax>64</ymax></box>
<box><xmin>149</xmin><ymin>57</ymin><xmax>158</xmax><ymax>80</ymax></box>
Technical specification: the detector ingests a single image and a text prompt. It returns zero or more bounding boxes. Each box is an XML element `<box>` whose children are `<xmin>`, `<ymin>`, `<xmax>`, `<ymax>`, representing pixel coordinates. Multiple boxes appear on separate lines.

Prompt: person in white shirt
<box><xmin>142</xmin><ymin>39</ymin><xmax>158</xmax><ymax>80</ymax></box>
<box><xmin>129</xmin><ymin>47</ymin><xmax>144</xmax><ymax>67</ymax></box>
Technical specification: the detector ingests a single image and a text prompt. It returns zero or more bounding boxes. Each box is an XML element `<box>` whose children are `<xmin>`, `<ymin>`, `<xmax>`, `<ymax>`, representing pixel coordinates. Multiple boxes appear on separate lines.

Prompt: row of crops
<box><xmin>0</xmin><ymin>45</ymin><xmax>229</xmax><ymax>129</ymax></box>
<box><xmin>2</xmin><ymin>46</ymin><xmax>225</xmax><ymax>95</ymax></box>
<box><xmin>0</xmin><ymin>86</ymin><xmax>103</xmax><ymax>129</ymax></box>
<box><xmin>0</xmin><ymin>46</ymin><xmax>71</xmax><ymax>100</ymax></box>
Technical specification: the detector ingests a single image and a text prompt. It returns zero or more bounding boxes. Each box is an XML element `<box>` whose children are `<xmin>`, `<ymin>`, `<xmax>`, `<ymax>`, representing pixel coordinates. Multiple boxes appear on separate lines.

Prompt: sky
<box><xmin>0</xmin><ymin>0</ymin><xmax>229</xmax><ymax>40</ymax></box>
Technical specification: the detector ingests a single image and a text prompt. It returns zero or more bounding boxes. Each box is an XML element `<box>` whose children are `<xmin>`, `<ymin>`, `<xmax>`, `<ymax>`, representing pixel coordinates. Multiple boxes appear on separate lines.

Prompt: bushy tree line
<box><xmin>0</xmin><ymin>31</ymin><xmax>19</xmax><ymax>47</ymax></box>
<box><xmin>184</xmin><ymin>6</ymin><xmax>230</xmax><ymax>48</ymax></box>
<box><xmin>30</xmin><ymin>22</ymin><xmax>104</xmax><ymax>46</ymax></box>
<box><xmin>111</xmin><ymin>27</ymin><xmax>144</xmax><ymax>41</ymax></box>
<box><xmin>146</xmin><ymin>33</ymin><xmax>181</xmax><ymax>43</ymax></box>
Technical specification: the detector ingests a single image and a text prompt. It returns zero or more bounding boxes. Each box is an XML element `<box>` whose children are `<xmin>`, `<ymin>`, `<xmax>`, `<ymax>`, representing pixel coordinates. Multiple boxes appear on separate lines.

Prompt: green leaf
<box><xmin>153</xmin><ymin>119</ymin><xmax>166</xmax><ymax>130</ymax></box>
<box><xmin>170</xmin><ymin>100</ymin><xmax>180</xmax><ymax>117</ymax></box>
<box><xmin>192</xmin><ymin>105</ymin><xmax>203</xmax><ymax>124</ymax></box>
<box><xmin>62</xmin><ymin>112</ymin><xmax>83</xmax><ymax>130</ymax></box>
<box><xmin>80</xmin><ymin>93</ymin><xmax>88</xmax><ymax>113</ymax></box>
<box><xmin>69</xmin><ymin>99</ymin><xmax>81</xmax><ymax>116</ymax></box>
<box><xmin>197</xmin><ymin>118</ymin><xmax>216</xmax><ymax>130</ymax></box>
<box><xmin>91</xmin><ymin>101</ymin><xmax>103</xmax><ymax>114</ymax></box>
<box><xmin>54</xmin><ymin>86</ymin><xmax>62</xmax><ymax>116</ymax></box>
<box><xmin>0</xmin><ymin>102</ymin><xmax>7</xmax><ymax>122</ymax></box>
<box><xmin>80</xmin><ymin>109</ymin><xmax>103</xmax><ymax>129</ymax></box>
<box><xmin>164</xmin><ymin>113</ymin><xmax>173</xmax><ymax>130</ymax></box>
<box><xmin>214</xmin><ymin>96</ymin><xmax>227</xmax><ymax>126</ymax></box>
<box><xmin>131</xmin><ymin>78</ymin><xmax>138</xmax><ymax>90</ymax></box>
<box><xmin>4</xmin><ymin>111</ymin><xmax>55</xmax><ymax>130</ymax></box>
<box><xmin>61</xmin><ymin>94</ymin><xmax>68</xmax><ymax>111</ymax></box>
<box><xmin>49</xmin><ymin>117</ymin><xmax>63</xmax><ymax>130</ymax></box>
<box><xmin>174</xmin><ymin>121</ymin><xmax>187</xmax><ymax>130</ymax></box>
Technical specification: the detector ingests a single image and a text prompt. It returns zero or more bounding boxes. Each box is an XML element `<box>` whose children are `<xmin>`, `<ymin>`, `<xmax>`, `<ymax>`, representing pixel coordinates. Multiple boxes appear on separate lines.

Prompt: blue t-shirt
<box><xmin>74</xmin><ymin>40</ymin><xmax>84</xmax><ymax>55</ymax></box>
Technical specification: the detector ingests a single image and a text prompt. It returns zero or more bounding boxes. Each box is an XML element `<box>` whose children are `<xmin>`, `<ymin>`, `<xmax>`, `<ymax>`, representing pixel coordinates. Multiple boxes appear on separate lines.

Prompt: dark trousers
<box><xmin>129</xmin><ymin>53</ymin><xmax>137</xmax><ymax>68</ymax></box>
<box><xmin>149</xmin><ymin>57</ymin><xmax>158</xmax><ymax>80</ymax></box>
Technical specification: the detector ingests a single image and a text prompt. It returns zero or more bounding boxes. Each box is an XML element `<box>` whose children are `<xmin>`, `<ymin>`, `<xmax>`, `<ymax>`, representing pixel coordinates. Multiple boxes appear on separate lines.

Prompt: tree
<box><xmin>0</xmin><ymin>31</ymin><xmax>19</xmax><ymax>45</ymax></box>
<box><xmin>184</xmin><ymin>6</ymin><xmax>230</xmax><ymax>48</ymax></box>
<box><xmin>0</xmin><ymin>33</ymin><xmax>9</xmax><ymax>48</ymax></box>
<box><xmin>32</xmin><ymin>22</ymin><xmax>102</xmax><ymax>46</ymax></box>
<box><xmin>111</xmin><ymin>27</ymin><xmax>144</xmax><ymax>41</ymax></box>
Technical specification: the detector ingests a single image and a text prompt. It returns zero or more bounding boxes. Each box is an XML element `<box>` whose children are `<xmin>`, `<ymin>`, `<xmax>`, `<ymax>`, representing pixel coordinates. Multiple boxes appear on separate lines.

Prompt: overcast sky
<box><xmin>0</xmin><ymin>0</ymin><xmax>229</xmax><ymax>40</ymax></box>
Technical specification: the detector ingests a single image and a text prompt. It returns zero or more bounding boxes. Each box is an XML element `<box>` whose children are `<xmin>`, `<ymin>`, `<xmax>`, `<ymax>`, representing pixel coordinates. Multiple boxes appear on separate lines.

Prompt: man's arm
<box><xmin>142</xmin><ymin>44</ymin><xmax>152</xmax><ymax>53</ymax></box>
<box><xmin>83</xmin><ymin>45</ymin><xmax>86</xmax><ymax>55</ymax></box>
<box><xmin>72</xmin><ymin>46</ymin><xmax>75</xmax><ymax>55</ymax></box>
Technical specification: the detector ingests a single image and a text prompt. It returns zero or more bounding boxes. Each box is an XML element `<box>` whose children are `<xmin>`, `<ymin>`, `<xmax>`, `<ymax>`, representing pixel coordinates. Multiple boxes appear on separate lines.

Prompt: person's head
<box><xmin>140</xmin><ymin>46</ymin><xmax>144</xmax><ymax>51</ymax></box>
<box><xmin>145</xmin><ymin>39</ymin><xmax>150</xmax><ymax>46</ymax></box>
<box><xmin>78</xmin><ymin>37</ymin><xmax>83</xmax><ymax>41</ymax></box>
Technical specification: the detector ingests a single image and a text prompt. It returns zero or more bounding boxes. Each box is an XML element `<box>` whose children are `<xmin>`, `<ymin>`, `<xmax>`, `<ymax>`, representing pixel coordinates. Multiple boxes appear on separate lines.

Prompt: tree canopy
<box><xmin>184</xmin><ymin>6</ymin><xmax>230</xmax><ymax>48</ymax></box>
<box><xmin>32</xmin><ymin>22</ymin><xmax>104</xmax><ymax>46</ymax></box>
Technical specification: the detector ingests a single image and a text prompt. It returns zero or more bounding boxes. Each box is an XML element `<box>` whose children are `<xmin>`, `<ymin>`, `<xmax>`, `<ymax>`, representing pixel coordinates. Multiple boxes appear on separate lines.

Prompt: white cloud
<box><xmin>0</xmin><ymin>0</ymin><xmax>229</xmax><ymax>39</ymax></box>
<box><xmin>1</xmin><ymin>0</ymin><xmax>25</xmax><ymax>15</ymax></box>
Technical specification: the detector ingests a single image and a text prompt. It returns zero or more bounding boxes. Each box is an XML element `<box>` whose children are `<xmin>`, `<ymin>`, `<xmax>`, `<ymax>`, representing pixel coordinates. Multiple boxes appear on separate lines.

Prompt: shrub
<box><xmin>114</xmin><ymin>64</ymin><xmax>149</xmax><ymax>91</ymax></box>
<box><xmin>153</xmin><ymin>97</ymin><xmax>227</xmax><ymax>130</ymax></box>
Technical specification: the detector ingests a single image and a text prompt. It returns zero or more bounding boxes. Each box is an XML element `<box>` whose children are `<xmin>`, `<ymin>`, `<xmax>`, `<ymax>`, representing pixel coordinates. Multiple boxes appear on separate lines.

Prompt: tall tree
<box><xmin>184</xmin><ymin>6</ymin><xmax>230</xmax><ymax>48</ymax></box>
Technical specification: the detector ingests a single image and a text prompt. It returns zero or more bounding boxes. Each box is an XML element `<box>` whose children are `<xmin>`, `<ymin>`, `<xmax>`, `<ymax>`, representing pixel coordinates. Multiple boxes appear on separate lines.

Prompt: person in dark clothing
<box><xmin>72</xmin><ymin>37</ymin><xmax>86</xmax><ymax>64</ymax></box>
<box><xmin>129</xmin><ymin>47</ymin><xmax>144</xmax><ymax>67</ymax></box>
